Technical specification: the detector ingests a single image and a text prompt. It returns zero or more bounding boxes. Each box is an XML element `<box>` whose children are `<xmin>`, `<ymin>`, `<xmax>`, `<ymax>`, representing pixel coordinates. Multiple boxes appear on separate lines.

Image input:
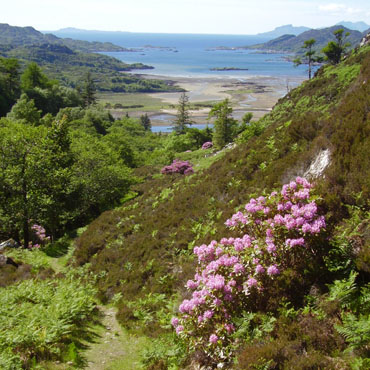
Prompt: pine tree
<box><xmin>172</xmin><ymin>93</ymin><xmax>192</xmax><ymax>134</ymax></box>
<box><xmin>293</xmin><ymin>39</ymin><xmax>317</xmax><ymax>79</ymax></box>
<box><xmin>322</xmin><ymin>29</ymin><xmax>350</xmax><ymax>65</ymax></box>
<box><xmin>81</xmin><ymin>71</ymin><xmax>97</xmax><ymax>107</ymax></box>
<box><xmin>140</xmin><ymin>113</ymin><xmax>152</xmax><ymax>131</ymax></box>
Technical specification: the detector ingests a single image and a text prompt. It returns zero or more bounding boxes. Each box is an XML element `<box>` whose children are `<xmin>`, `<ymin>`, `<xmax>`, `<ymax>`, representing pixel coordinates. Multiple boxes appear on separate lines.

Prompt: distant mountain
<box><xmin>53</xmin><ymin>27</ymin><xmax>130</xmax><ymax>34</ymax></box>
<box><xmin>0</xmin><ymin>23</ymin><xmax>127</xmax><ymax>52</ymax></box>
<box><xmin>336</xmin><ymin>21</ymin><xmax>370</xmax><ymax>32</ymax></box>
<box><xmin>248</xmin><ymin>25</ymin><xmax>363</xmax><ymax>54</ymax></box>
<box><xmin>257</xmin><ymin>24</ymin><xmax>311</xmax><ymax>38</ymax></box>
<box><xmin>0</xmin><ymin>23</ymin><xmax>181</xmax><ymax>93</ymax></box>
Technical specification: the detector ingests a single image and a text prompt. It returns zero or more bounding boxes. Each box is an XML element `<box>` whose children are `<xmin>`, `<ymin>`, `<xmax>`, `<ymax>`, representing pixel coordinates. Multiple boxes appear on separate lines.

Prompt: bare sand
<box><xmin>128</xmin><ymin>74</ymin><xmax>305</xmax><ymax>125</ymax></box>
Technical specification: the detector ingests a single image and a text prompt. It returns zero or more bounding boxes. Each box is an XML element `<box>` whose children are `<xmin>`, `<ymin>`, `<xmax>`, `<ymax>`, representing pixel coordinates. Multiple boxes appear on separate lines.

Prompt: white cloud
<box><xmin>319</xmin><ymin>3</ymin><xmax>346</xmax><ymax>12</ymax></box>
<box><xmin>319</xmin><ymin>3</ymin><xmax>362</xmax><ymax>15</ymax></box>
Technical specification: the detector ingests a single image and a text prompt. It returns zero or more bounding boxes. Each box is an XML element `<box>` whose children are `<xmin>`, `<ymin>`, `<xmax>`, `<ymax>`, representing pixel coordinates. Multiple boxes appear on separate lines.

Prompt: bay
<box><xmin>51</xmin><ymin>31</ymin><xmax>308</xmax><ymax>78</ymax></box>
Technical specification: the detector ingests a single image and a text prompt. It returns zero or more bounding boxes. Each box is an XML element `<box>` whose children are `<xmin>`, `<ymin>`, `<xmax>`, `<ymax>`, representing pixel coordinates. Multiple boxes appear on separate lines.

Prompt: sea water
<box><xmin>50</xmin><ymin>31</ymin><xmax>308</xmax><ymax>78</ymax></box>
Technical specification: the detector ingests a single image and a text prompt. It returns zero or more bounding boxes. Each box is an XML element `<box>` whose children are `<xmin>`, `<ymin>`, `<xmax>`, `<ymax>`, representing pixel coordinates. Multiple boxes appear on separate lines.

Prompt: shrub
<box><xmin>172</xmin><ymin>178</ymin><xmax>326</xmax><ymax>366</ymax></box>
<box><xmin>161</xmin><ymin>159</ymin><xmax>194</xmax><ymax>175</ymax></box>
<box><xmin>202</xmin><ymin>141</ymin><xmax>213</xmax><ymax>150</ymax></box>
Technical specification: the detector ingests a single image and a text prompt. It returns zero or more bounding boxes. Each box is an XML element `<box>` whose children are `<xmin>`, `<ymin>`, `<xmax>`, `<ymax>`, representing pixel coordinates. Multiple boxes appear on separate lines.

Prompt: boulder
<box><xmin>0</xmin><ymin>254</ymin><xmax>19</xmax><ymax>268</ymax></box>
<box><xmin>360</xmin><ymin>32</ymin><xmax>370</xmax><ymax>47</ymax></box>
<box><xmin>0</xmin><ymin>239</ymin><xmax>20</xmax><ymax>251</ymax></box>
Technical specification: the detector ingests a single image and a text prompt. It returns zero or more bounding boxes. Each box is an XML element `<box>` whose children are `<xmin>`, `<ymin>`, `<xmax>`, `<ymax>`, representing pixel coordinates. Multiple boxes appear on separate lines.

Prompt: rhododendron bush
<box><xmin>161</xmin><ymin>159</ymin><xmax>194</xmax><ymax>175</ymax></box>
<box><xmin>172</xmin><ymin>177</ymin><xmax>326</xmax><ymax>364</ymax></box>
<box><xmin>202</xmin><ymin>141</ymin><xmax>213</xmax><ymax>150</ymax></box>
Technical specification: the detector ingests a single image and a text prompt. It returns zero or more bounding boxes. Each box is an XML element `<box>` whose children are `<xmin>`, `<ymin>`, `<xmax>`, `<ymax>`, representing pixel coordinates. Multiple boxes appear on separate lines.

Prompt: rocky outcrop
<box><xmin>0</xmin><ymin>239</ymin><xmax>20</xmax><ymax>251</ymax></box>
<box><xmin>0</xmin><ymin>254</ymin><xmax>18</xmax><ymax>268</ymax></box>
<box><xmin>360</xmin><ymin>32</ymin><xmax>370</xmax><ymax>47</ymax></box>
<box><xmin>304</xmin><ymin>149</ymin><xmax>331</xmax><ymax>179</ymax></box>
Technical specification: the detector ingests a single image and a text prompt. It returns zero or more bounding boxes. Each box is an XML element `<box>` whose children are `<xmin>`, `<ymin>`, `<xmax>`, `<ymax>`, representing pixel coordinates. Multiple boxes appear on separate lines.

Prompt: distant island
<box><xmin>210</xmin><ymin>67</ymin><xmax>249</xmax><ymax>71</ymax></box>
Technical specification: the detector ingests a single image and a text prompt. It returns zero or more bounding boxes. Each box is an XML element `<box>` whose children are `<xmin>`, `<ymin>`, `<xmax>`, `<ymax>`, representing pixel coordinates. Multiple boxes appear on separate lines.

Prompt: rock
<box><xmin>360</xmin><ymin>33</ymin><xmax>370</xmax><ymax>47</ymax></box>
<box><xmin>0</xmin><ymin>239</ymin><xmax>20</xmax><ymax>251</ymax></box>
<box><xmin>0</xmin><ymin>255</ymin><xmax>18</xmax><ymax>268</ymax></box>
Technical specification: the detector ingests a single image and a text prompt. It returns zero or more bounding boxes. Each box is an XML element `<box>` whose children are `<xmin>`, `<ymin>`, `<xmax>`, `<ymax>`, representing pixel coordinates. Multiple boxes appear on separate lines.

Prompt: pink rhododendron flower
<box><xmin>255</xmin><ymin>264</ymin><xmax>265</xmax><ymax>274</ymax></box>
<box><xmin>233</xmin><ymin>263</ymin><xmax>245</xmax><ymax>274</ymax></box>
<box><xmin>171</xmin><ymin>317</ymin><xmax>179</xmax><ymax>327</ymax></box>
<box><xmin>247</xmin><ymin>277</ymin><xmax>258</xmax><ymax>287</ymax></box>
<box><xmin>209</xmin><ymin>334</ymin><xmax>218</xmax><ymax>343</ymax></box>
<box><xmin>173</xmin><ymin>177</ymin><xmax>326</xmax><ymax>362</ymax></box>
<box><xmin>267</xmin><ymin>265</ymin><xmax>280</xmax><ymax>275</ymax></box>
<box><xmin>176</xmin><ymin>325</ymin><xmax>184</xmax><ymax>334</ymax></box>
<box><xmin>204</xmin><ymin>310</ymin><xmax>214</xmax><ymax>319</ymax></box>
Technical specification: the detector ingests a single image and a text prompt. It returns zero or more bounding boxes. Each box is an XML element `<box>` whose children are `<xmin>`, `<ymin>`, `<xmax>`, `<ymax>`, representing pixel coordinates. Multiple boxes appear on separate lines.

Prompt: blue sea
<box><xmin>51</xmin><ymin>31</ymin><xmax>308</xmax><ymax>78</ymax></box>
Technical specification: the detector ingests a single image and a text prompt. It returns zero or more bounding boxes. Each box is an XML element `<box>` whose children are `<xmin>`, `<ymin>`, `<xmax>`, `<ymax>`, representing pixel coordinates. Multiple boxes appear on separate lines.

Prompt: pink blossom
<box><xmin>266</xmin><ymin>228</ymin><xmax>274</xmax><ymax>237</ymax></box>
<box><xmin>247</xmin><ymin>277</ymin><xmax>258</xmax><ymax>287</ymax></box>
<box><xmin>255</xmin><ymin>264</ymin><xmax>265</xmax><ymax>274</ymax></box>
<box><xmin>171</xmin><ymin>317</ymin><xmax>179</xmax><ymax>327</ymax></box>
<box><xmin>233</xmin><ymin>263</ymin><xmax>245</xmax><ymax>274</ymax></box>
<box><xmin>176</xmin><ymin>325</ymin><xmax>184</xmax><ymax>334</ymax></box>
<box><xmin>209</xmin><ymin>334</ymin><xmax>218</xmax><ymax>343</ymax></box>
<box><xmin>206</xmin><ymin>275</ymin><xmax>225</xmax><ymax>290</ymax></box>
<box><xmin>204</xmin><ymin>310</ymin><xmax>214</xmax><ymax>319</ymax></box>
<box><xmin>225</xmin><ymin>323</ymin><xmax>235</xmax><ymax>333</ymax></box>
<box><xmin>267</xmin><ymin>265</ymin><xmax>280</xmax><ymax>276</ymax></box>
<box><xmin>267</xmin><ymin>243</ymin><xmax>276</xmax><ymax>253</ymax></box>
<box><xmin>186</xmin><ymin>280</ymin><xmax>198</xmax><ymax>289</ymax></box>
<box><xmin>213</xmin><ymin>298</ymin><xmax>222</xmax><ymax>306</ymax></box>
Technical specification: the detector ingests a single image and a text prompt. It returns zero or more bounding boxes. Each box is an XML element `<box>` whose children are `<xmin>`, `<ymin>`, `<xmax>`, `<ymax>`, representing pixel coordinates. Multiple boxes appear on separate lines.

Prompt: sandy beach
<box><xmin>107</xmin><ymin>74</ymin><xmax>306</xmax><ymax>125</ymax></box>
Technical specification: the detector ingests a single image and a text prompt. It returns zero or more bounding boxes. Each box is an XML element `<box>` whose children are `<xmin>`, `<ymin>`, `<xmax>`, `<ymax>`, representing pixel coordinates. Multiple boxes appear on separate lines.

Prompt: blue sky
<box><xmin>2</xmin><ymin>0</ymin><xmax>370</xmax><ymax>34</ymax></box>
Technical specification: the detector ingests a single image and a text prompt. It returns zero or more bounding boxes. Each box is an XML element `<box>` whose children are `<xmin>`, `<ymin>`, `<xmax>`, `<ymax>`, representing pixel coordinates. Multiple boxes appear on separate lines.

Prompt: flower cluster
<box><xmin>171</xmin><ymin>178</ymin><xmax>326</xmax><ymax>363</ymax></box>
<box><xmin>161</xmin><ymin>159</ymin><xmax>194</xmax><ymax>175</ymax></box>
<box><xmin>29</xmin><ymin>224</ymin><xmax>50</xmax><ymax>249</ymax></box>
<box><xmin>201</xmin><ymin>141</ymin><xmax>213</xmax><ymax>150</ymax></box>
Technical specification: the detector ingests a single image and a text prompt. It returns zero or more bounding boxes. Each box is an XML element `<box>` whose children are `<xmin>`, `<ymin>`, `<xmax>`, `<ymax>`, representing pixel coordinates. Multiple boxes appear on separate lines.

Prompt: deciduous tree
<box><xmin>209</xmin><ymin>99</ymin><xmax>237</xmax><ymax>149</ymax></box>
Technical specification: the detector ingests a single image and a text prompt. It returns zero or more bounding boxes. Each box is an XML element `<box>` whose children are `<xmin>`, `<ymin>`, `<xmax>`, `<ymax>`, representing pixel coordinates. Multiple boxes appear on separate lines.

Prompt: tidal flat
<box><xmin>98</xmin><ymin>74</ymin><xmax>305</xmax><ymax>125</ymax></box>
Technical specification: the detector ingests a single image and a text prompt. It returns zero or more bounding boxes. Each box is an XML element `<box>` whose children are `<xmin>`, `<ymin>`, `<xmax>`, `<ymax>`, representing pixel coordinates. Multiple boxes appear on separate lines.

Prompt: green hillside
<box><xmin>248</xmin><ymin>25</ymin><xmax>364</xmax><ymax>54</ymax></box>
<box><xmin>0</xmin><ymin>23</ymin><xmax>127</xmax><ymax>52</ymax></box>
<box><xmin>71</xmin><ymin>43</ymin><xmax>370</xmax><ymax>367</ymax></box>
<box><xmin>0</xmin><ymin>24</ymin><xmax>182</xmax><ymax>93</ymax></box>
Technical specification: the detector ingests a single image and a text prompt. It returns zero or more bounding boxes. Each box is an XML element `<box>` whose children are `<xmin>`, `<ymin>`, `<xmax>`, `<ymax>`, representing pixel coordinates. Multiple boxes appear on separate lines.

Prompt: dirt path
<box><xmin>84</xmin><ymin>306</ymin><xmax>131</xmax><ymax>370</ymax></box>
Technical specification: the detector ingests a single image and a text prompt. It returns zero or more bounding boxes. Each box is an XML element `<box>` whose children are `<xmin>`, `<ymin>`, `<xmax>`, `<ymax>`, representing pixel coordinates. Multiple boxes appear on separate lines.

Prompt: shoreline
<box><xmin>104</xmin><ymin>73</ymin><xmax>306</xmax><ymax>125</ymax></box>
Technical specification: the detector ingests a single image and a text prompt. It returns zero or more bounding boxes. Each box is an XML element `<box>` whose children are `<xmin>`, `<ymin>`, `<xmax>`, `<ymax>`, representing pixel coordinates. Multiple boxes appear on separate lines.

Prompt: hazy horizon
<box><xmin>3</xmin><ymin>0</ymin><xmax>370</xmax><ymax>35</ymax></box>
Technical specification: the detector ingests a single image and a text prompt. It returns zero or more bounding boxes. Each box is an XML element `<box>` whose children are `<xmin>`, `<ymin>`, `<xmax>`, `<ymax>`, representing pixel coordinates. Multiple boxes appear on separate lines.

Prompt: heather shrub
<box><xmin>172</xmin><ymin>178</ymin><xmax>326</xmax><ymax>366</ymax></box>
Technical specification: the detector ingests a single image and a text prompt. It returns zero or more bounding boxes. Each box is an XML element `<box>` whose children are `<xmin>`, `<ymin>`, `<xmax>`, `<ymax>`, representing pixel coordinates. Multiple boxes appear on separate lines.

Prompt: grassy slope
<box><xmin>73</xmin><ymin>46</ymin><xmax>369</xmax><ymax>338</ymax></box>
